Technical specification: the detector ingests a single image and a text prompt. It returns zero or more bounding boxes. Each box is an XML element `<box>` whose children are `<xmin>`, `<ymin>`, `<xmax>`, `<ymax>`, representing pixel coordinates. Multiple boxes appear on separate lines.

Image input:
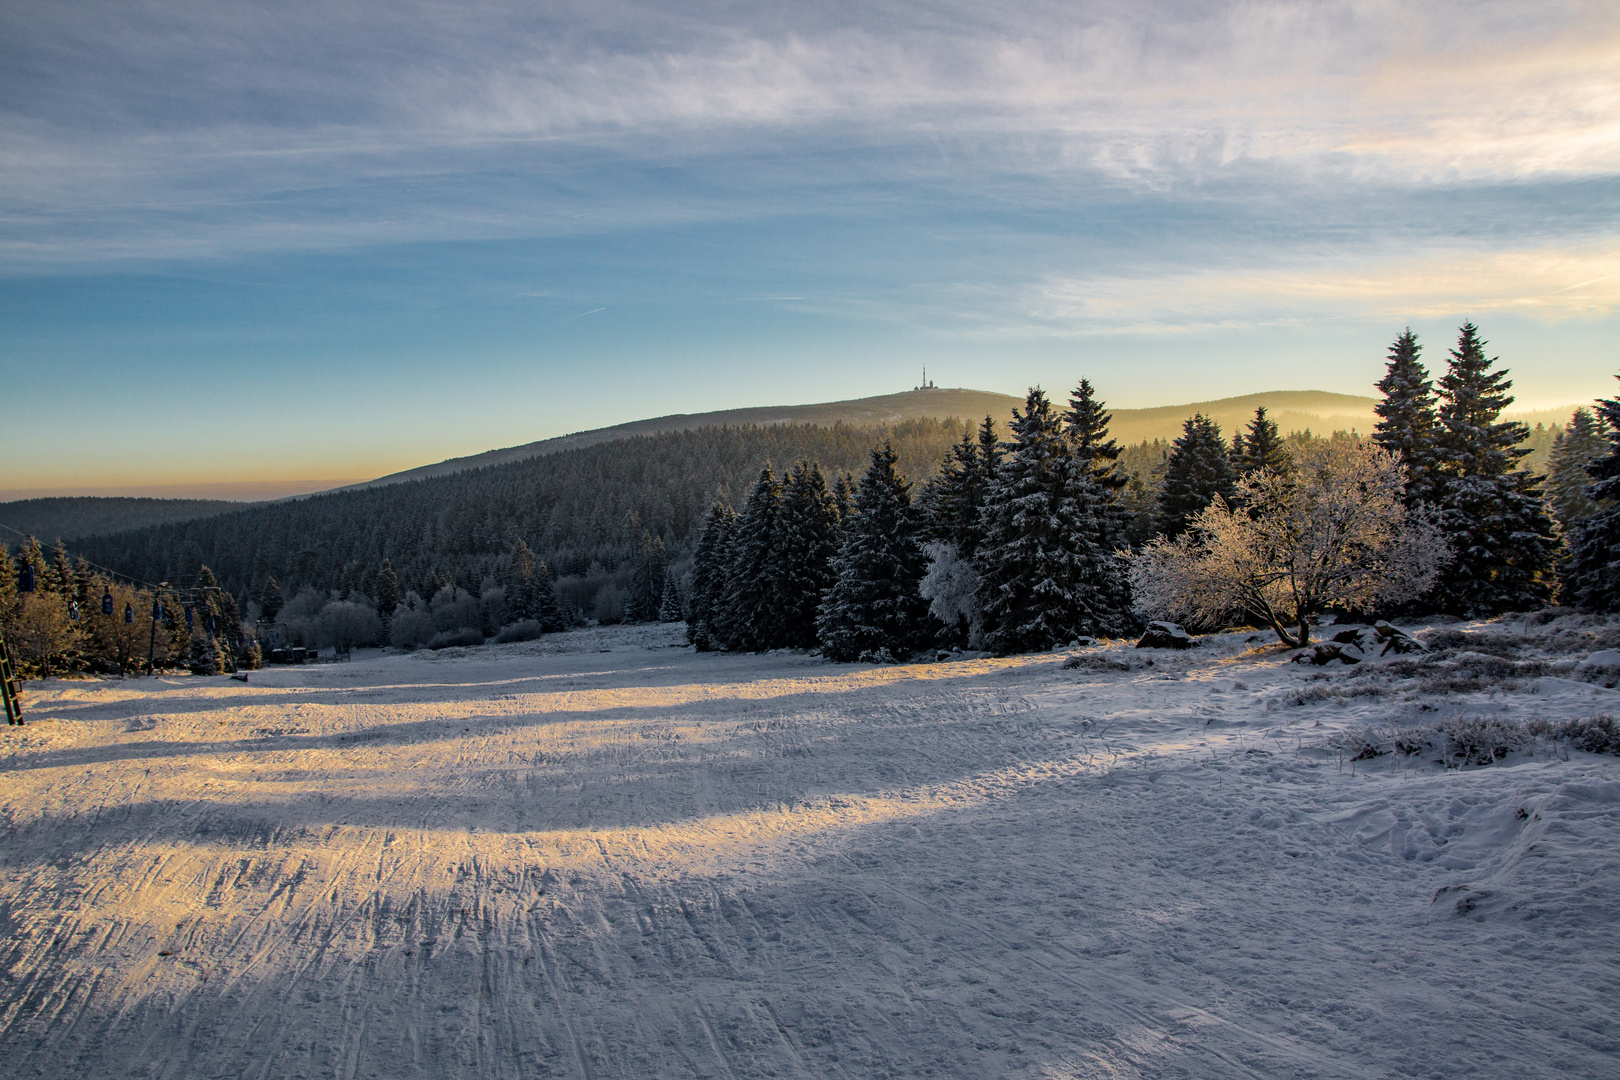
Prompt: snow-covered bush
<box><xmin>919</xmin><ymin>542</ymin><xmax>983</xmax><ymax>648</ymax></box>
<box><xmin>494</xmin><ymin>620</ymin><xmax>544</xmax><ymax>643</ymax></box>
<box><xmin>1130</xmin><ymin>441</ymin><xmax>1448</xmax><ymax>647</ymax></box>
<box><xmin>427</xmin><ymin>627</ymin><xmax>484</xmax><ymax>650</ymax></box>
<box><xmin>1562</xmin><ymin>714</ymin><xmax>1620</xmax><ymax>755</ymax></box>
<box><xmin>1435</xmin><ymin>716</ymin><xmax>1532</xmax><ymax>765</ymax></box>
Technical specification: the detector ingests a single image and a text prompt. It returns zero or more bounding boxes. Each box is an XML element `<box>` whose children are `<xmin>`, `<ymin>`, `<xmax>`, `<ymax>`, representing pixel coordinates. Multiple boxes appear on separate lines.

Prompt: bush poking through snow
<box><xmin>1563</xmin><ymin>714</ymin><xmax>1620</xmax><ymax>755</ymax></box>
<box><xmin>494</xmin><ymin>620</ymin><xmax>544</xmax><ymax>644</ymax></box>
<box><xmin>427</xmin><ymin>627</ymin><xmax>484</xmax><ymax>650</ymax></box>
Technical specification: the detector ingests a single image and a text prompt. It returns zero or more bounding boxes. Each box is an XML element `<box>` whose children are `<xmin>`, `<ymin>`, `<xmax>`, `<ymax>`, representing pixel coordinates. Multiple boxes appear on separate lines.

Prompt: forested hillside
<box><xmin>73</xmin><ymin>420</ymin><xmax>973</xmax><ymax>604</ymax></box>
<box><xmin>0</xmin><ymin>497</ymin><xmax>250</xmax><ymax>542</ymax></box>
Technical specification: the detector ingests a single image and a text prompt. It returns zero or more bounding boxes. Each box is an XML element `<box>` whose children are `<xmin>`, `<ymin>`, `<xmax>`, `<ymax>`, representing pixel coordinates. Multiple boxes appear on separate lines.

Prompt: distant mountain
<box><xmin>336</xmin><ymin>388</ymin><xmax>1027</xmax><ymax>492</ymax></box>
<box><xmin>0</xmin><ymin>497</ymin><xmax>254</xmax><ymax>544</ymax></box>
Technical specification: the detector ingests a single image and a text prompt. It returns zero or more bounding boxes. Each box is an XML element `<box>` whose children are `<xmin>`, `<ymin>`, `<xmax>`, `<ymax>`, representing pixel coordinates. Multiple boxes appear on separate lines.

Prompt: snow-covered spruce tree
<box><xmin>1155</xmin><ymin>413</ymin><xmax>1237</xmax><ymax>539</ymax></box>
<box><xmin>1372</xmin><ymin>328</ymin><xmax>1442</xmax><ymax>508</ymax></box>
<box><xmin>531</xmin><ymin>561</ymin><xmax>565</xmax><ymax>631</ymax></box>
<box><xmin>1064</xmin><ymin>380</ymin><xmax>1126</xmax><ymax>492</ymax></box>
<box><xmin>1563</xmin><ymin>384</ymin><xmax>1620</xmax><ymax>609</ymax></box>
<box><xmin>920</xmin><ymin>417</ymin><xmax>998</xmax><ymax>559</ymax></box>
<box><xmin>1546</xmin><ymin>408</ymin><xmax>1607</xmax><ymax>532</ymax></box>
<box><xmin>816</xmin><ymin>443</ymin><xmax>934</xmax><ymax>662</ymax></box>
<box><xmin>773</xmin><ymin>461</ymin><xmax>841</xmax><ymax>649</ymax></box>
<box><xmin>686</xmin><ymin>500</ymin><xmax>738</xmax><ymax>650</ymax></box>
<box><xmin>918</xmin><ymin>418</ymin><xmax>1000</xmax><ymax>647</ymax></box>
<box><xmin>1130</xmin><ymin>441</ymin><xmax>1448</xmax><ymax>647</ymax></box>
<box><xmin>1429</xmin><ymin>323</ymin><xmax>1557</xmax><ymax>615</ymax></box>
<box><xmin>723</xmin><ymin>465</ymin><xmax>783</xmax><ymax>651</ymax></box>
<box><xmin>1237</xmin><ymin>406</ymin><xmax>1288</xmax><ymax>476</ymax></box>
<box><xmin>506</xmin><ymin>543</ymin><xmax>540</xmax><ymax>621</ymax></box>
<box><xmin>657</xmin><ymin>572</ymin><xmax>683</xmax><ymax>622</ymax></box>
<box><xmin>625</xmin><ymin>531</ymin><xmax>667</xmax><ymax>624</ymax></box>
<box><xmin>975</xmin><ymin>388</ymin><xmax>1135</xmax><ymax>655</ymax></box>
<box><xmin>831</xmin><ymin>472</ymin><xmax>856</xmax><ymax>531</ymax></box>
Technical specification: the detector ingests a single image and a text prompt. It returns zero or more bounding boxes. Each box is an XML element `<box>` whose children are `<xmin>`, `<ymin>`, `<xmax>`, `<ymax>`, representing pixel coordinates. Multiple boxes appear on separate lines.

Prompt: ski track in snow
<box><xmin>1</xmin><ymin>622</ymin><xmax>1617</xmax><ymax>1079</ymax></box>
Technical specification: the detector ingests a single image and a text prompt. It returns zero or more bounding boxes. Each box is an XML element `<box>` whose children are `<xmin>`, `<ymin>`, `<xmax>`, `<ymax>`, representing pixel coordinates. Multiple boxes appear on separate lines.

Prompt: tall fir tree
<box><xmin>1545</xmin><ymin>409</ymin><xmax>1607</xmax><ymax>532</ymax></box>
<box><xmin>376</xmin><ymin>559</ymin><xmax>402</xmax><ymax>620</ymax></box>
<box><xmin>1237</xmin><ymin>406</ymin><xmax>1288</xmax><ymax>475</ymax></box>
<box><xmin>831</xmin><ymin>473</ymin><xmax>856</xmax><ymax>530</ymax></box>
<box><xmin>1063</xmin><ymin>381</ymin><xmax>1126</xmax><ymax>491</ymax></box>
<box><xmin>920</xmin><ymin>422</ymin><xmax>995</xmax><ymax>558</ymax></box>
<box><xmin>1429</xmin><ymin>323</ymin><xmax>1557</xmax><ymax>615</ymax></box>
<box><xmin>532</xmin><ymin>561</ymin><xmax>565</xmax><ymax>630</ymax></box>
<box><xmin>625</xmin><ymin>531</ymin><xmax>667</xmax><ymax>623</ymax></box>
<box><xmin>657</xmin><ymin>572</ymin><xmax>683</xmax><ymax>622</ymax></box>
<box><xmin>816</xmin><ymin>443</ymin><xmax>934</xmax><ymax>661</ymax></box>
<box><xmin>723</xmin><ymin>466</ymin><xmax>783</xmax><ymax>651</ymax></box>
<box><xmin>1155</xmin><ymin>414</ymin><xmax>1237</xmax><ymax>539</ymax></box>
<box><xmin>773</xmin><ymin>461</ymin><xmax>842</xmax><ymax>648</ymax></box>
<box><xmin>975</xmin><ymin>388</ymin><xmax>1135</xmax><ymax>655</ymax></box>
<box><xmin>687</xmin><ymin>500</ymin><xmax>738</xmax><ymax>650</ymax></box>
<box><xmin>1372</xmin><ymin>328</ymin><xmax>1441</xmax><ymax>507</ymax></box>
<box><xmin>1562</xmin><ymin>382</ymin><xmax>1620</xmax><ymax>609</ymax></box>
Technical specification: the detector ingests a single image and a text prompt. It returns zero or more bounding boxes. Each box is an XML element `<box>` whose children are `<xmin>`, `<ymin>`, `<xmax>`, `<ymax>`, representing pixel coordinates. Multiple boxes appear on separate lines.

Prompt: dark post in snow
<box><xmin>0</xmin><ymin>624</ymin><xmax>23</xmax><ymax>725</ymax></box>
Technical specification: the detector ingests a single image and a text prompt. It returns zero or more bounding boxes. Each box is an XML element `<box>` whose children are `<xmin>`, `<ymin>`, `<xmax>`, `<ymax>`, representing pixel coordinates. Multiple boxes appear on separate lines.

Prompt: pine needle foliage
<box><xmin>816</xmin><ymin>444</ymin><xmax>934</xmax><ymax>661</ymax></box>
<box><xmin>1156</xmin><ymin>414</ymin><xmax>1237</xmax><ymax>540</ymax></box>
<box><xmin>1563</xmin><ymin>384</ymin><xmax>1620</xmax><ymax>610</ymax></box>
<box><xmin>1429</xmin><ymin>323</ymin><xmax>1557</xmax><ymax>615</ymax></box>
<box><xmin>976</xmin><ymin>389</ymin><xmax>1135</xmax><ymax>655</ymax></box>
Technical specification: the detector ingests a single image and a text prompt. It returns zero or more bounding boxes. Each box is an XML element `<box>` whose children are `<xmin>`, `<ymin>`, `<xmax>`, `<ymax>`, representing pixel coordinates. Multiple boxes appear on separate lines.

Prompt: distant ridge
<box><xmin>335</xmin><ymin>388</ymin><xmax>1027</xmax><ymax>492</ymax></box>
<box><xmin>337</xmin><ymin>387</ymin><xmax>1399</xmax><ymax>493</ymax></box>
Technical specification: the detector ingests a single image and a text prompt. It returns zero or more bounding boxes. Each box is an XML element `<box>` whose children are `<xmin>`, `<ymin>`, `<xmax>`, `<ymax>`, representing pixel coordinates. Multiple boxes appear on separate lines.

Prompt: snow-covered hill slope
<box><xmin>2</xmin><ymin>619</ymin><xmax>1617</xmax><ymax>1078</ymax></box>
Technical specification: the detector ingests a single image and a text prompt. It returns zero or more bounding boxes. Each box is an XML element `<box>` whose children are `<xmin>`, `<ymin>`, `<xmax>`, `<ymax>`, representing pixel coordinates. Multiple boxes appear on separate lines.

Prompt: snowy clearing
<box><xmin>2</xmin><ymin>619</ymin><xmax>1619</xmax><ymax>1079</ymax></box>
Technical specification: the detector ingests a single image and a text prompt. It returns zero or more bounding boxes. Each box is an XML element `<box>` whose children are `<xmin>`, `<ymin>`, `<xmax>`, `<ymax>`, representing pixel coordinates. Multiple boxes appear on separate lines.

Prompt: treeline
<box><xmin>11</xmin><ymin>320</ymin><xmax>1618</xmax><ymax>676</ymax></box>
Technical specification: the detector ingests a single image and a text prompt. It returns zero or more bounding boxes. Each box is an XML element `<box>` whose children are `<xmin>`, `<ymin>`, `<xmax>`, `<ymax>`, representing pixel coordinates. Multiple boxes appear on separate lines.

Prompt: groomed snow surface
<box><xmin>2</xmin><ymin>618</ymin><xmax>1618</xmax><ymax>1079</ymax></box>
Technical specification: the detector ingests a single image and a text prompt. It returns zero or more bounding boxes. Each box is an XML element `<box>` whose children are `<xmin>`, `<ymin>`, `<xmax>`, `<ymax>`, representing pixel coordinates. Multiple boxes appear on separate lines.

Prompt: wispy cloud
<box><xmin>1029</xmin><ymin>240</ymin><xmax>1620</xmax><ymax>333</ymax></box>
<box><xmin>2</xmin><ymin>1</ymin><xmax>1617</xmax><ymax>266</ymax></box>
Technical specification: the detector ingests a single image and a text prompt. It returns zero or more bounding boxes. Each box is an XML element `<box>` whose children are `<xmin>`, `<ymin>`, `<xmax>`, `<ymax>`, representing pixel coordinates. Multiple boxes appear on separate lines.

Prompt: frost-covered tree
<box><xmin>687</xmin><ymin>500</ymin><xmax>738</xmax><ymax>650</ymax></box>
<box><xmin>1372</xmin><ymin>328</ymin><xmax>1441</xmax><ymax>507</ymax></box>
<box><xmin>723</xmin><ymin>466</ymin><xmax>783</xmax><ymax>651</ymax></box>
<box><xmin>975</xmin><ymin>388</ymin><xmax>1135</xmax><ymax>655</ymax></box>
<box><xmin>1546</xmin><ymin>409</ymin><xmax>1606</xmax><ymax>532</ymax></box>
<box><xmin>1429</xmin><ymin>324</ymin><xmax>1557</xmax><ymax>615</ymax></box>
<box><xmin>1156</xmin><ymin>414</ymin><xmax>1237</xmax><ymax>539</ymax></box>
<box><xmin>816</xmin><ymin>443</ymin><xmax>934</xmax><ymax>661</ymax></box>
<box><xmin>1236</xmin><ymin>406</ymin><xmax>1288</xmax><ymax>477</ymax></box>
<box><xmin>1563</xmin><ymin>383</ymin><xmax>1620</xmax><ymax>609</ymax></box>
<box><xmin>625</xmin><ymin>531</ymin><xmax>668</xmax><ymax>624</ymax></box>
<box><xmin>774</xmin><ymin>461</ymin><xmax>841</xmax><ymax>648</ymax></box>
<box><xmin>657</xmin><ymin>572</ymin><xmax>683</xmax><ymax>622</ymax></box>
<box><xmin>1130</xmin><ymin>442</ymin><xmax>1448</xmax><ymax>646</ymax></box>
<box><xmin>919</xmin><ymin>541</ymin><xmax>983</xmax><ymax>648</ymax></box>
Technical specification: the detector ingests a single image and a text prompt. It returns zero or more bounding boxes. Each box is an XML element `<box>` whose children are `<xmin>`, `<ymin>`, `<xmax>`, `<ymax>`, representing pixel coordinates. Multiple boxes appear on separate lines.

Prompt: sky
<box><xmin>2</xmin><ymin>0</ymin><xmax>1618</xmax><ymax>499</ymax></box>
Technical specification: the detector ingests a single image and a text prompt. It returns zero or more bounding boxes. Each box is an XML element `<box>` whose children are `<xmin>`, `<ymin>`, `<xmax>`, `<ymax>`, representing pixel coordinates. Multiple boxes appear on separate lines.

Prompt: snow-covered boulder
<box><xmin>1580</xmin><ymin>649</ymin><xmax>1620</xmax><ymax>670</ymax></box>
<box><xmin>1137</xmin><ymin>621</ymin><xmax>1195</xmax><ymax>649</ymax></box>
<box><xmin>1296</xmin><ymin>622</ymin><xmax>1424</xmax><ymax>665</ymax></box>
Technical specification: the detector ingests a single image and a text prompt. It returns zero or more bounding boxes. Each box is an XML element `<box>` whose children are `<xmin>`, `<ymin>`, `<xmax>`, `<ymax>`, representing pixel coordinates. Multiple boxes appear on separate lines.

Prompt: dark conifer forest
<box><xmin>70</xmin><ymin>419</ymin><xmax>971</xmax><ymax>605</ymax></box>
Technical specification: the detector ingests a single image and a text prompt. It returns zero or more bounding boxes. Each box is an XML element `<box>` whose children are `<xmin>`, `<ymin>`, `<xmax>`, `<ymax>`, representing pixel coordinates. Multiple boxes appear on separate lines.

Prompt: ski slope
<box><xmin>2</xmin><ymin>620</ymin><xmax>1617</xmax><ymax>1078</ymax></box>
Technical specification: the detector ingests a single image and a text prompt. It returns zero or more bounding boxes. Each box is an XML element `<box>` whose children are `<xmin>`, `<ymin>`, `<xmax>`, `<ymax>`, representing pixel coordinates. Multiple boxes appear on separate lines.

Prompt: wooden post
<box><xmin>0</xmin><ymin>624</ymin><xmax>23</xmax><ymax>725</ymax></box>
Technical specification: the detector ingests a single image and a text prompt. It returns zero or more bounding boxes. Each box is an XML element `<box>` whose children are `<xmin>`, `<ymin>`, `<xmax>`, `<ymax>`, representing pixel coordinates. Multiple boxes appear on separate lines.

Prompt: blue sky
<box><xmin>3</xmin><ymin>0</ymin><xmax>1618</xmax><ymax>498</ymax></box>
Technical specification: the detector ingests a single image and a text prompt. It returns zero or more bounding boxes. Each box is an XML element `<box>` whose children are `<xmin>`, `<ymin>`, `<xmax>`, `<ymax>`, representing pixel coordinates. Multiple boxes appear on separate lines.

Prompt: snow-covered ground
<box><xmin>2</xmin><ymin>618</ymin><xmax>1618</xmax><ymax>1079</ymax></box>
